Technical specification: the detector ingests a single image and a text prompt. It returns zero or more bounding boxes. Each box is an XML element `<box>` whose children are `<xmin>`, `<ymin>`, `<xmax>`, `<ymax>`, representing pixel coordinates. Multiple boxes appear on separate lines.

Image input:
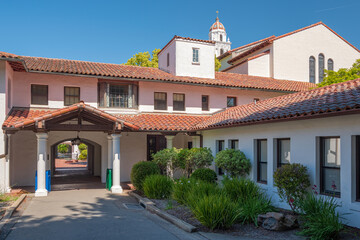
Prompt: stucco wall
<box><xmin>138</xmin><ymin>81</ymin><xmax>284</xmax><ymax>113</ymax></box>
<box><xmin>248</xmin><ymin>53</ymin><xmax>270</xmax><ymax>77</ymax></box>
<box><xmin>226</xmin><ymin>62</ymin><xmax>248</xmax><ymax>74</ymax></box>
<box><xmin>11</xmin><ymin>72</ymin><xmax>98</xmax><ymax>108</ymax></box>
<box><xmin>158</xmin><ymin>40</ymin><xmax>176</xmax><ymax>75</ymax></box>
<box><xmin>273</xmin><ymin>24</ymin><xmax>360</xmax><ymax>83</ymax></box>
<box><xmin>202</xmin><ymin>114</ymin><xmax>360</xmax><ymax>228</ymax></box>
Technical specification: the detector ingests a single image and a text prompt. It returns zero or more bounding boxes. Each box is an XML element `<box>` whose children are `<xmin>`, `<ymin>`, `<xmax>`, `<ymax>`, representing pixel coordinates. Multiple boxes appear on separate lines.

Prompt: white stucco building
<box><xmin>219</xmin><ymin>22</ymin><xmax>360</xmax><ymax>83</ymax></box>
<box><xmin>208</xmin><ymin>15</ymin><xmax>231</xmax><ymax>57</ymax></box>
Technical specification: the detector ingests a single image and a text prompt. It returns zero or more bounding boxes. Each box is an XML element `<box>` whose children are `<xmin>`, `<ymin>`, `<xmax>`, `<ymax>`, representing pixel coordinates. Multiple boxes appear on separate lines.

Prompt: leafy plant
<box><xmin>186</xmin><ymin>148</ymin><xmax>214</xmax><ymax>177</ymax></box>
<box><xmin>57</xmin><ymin>144</ymin><xmax>69</xmax><ymax>154</ymax></box>
<box><xmin>190</xmin><ymin>168</ymin><xmax>217</xmax><ymax>183</ymax></box>
<box><xmin>318</xmin><ymin>59</ymin><xmax>360</xmax><ymax>87</ymax></box>
<box><xmin>143</xmin><ymin>174</ymin><xmax>173</xmax><ymax>199</ymax></box>
<box><xmin>191</xmin><ymin>193</ymin><xmax>240</xmax><ymax>230</ymax></box>
<box><xmin>130</xmin><ymin>161</ymin><xmax>161</xmax><ymax>191</ymax></box>
<box><xmin>238</xmin><ymin>195</ymin><xmax>274</xmax><ymax>226</ymax></box>
<box><xmin>78</xmin><ymin>149</ymin><xmax>87</xmax><ymax>160</ymax></box>
<box><xmin>173</xmin><ymin>177</ymin><xmax>195</xmax><ymax>205</ymax></box>
<box><xmin>186</xmin><ymin>181</ymin><xmax>221</xmax><ymax>209</ymax></box>
<box><xmin>215</xmin><ymin>149</ymin><xmax>251</xmax><ymax>177</ymax></box>
<box><xmin>78</xmin><ymin>143</ymin><xmax>87</xmax><ymax>151</ymax></box>
<box><xmin>273</xmin><ymin>163</ymin><xmax>310</xmax><ymax>212</ymax></box>
<box><xmin>298</xmin><ymin>193</ymin><xmax>344</xmax><ymax>240</ymax></box>
<box><xmin>222</xmin><ymin>177</ymin><xmax>262</xmax><ymax>204</ymax></box>
<box><xmin>152</xmin><ymin>148</ymin><xmax>179</xmax><ymax>177</ymax></box>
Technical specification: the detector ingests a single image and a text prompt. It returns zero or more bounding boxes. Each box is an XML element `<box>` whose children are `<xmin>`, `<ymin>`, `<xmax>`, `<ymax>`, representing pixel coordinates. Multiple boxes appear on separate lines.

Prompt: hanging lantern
<box><xmin>71</xmin><ymin>132</ymin><xmax>81</xmax><ymax>146</ymax></box>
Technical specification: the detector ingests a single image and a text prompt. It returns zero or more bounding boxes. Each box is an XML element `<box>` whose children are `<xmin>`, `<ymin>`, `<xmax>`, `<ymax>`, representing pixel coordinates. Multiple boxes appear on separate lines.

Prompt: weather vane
<box><xmin>216</xmin><ymin>10</ymin><xmax>219</xmax><ymax>20</ymax></box>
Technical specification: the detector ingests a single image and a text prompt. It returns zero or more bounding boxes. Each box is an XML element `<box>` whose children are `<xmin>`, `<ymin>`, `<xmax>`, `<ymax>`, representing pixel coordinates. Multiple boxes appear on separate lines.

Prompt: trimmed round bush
<box><xmin>78</xmin><ymin>149</ymin><xmax>87</xmax><ymax>160</ymax></box>
<box><xmin>130</xmin><ymin>161</ymin><xmax>160</xmax><ymax>191</ymax></box>
<box><xmin>190</xmin><ymin>168</ymin><xmax>217</xmax><ymax>183</ymax></box>
<box><xmin>143</xmin><ymin>174</ymin><xmax>173</xmax><ymax>199</ymax></box>
<box><xmin>215</xmin><ymin>149</ymin><xmax>251</xmax><ymax>177</ymax></box>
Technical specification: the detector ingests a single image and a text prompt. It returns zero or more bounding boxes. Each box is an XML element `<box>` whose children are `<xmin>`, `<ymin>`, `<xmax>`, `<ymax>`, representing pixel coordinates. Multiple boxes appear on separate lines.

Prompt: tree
<box><xmin>57</xmin><ymin>144</ymin><xmax>69</xmax><ymax>154</ymax></box>
<box><xmin>125</xmin><ymin>49</ymin><xmax>161</xmax><ymax>68</ymax></box>
<box><xmin>215</xmin><ymin>56</ymin><xmax>221</xmax><ymax>72</ymax></box>
<box><xmin>318</xmin><ymin>59</ymin><xmax>360</xmax><ymax>87</ymax></box>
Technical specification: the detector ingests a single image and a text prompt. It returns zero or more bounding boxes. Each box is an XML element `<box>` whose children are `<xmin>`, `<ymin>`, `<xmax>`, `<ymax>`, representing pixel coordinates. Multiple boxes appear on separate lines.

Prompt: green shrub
<box><xmin>143</xmin><ymin>175</ymin><xmax>173</xmax><ymax>199</ymax></box>
<box><xmin>187</xmin><ymin>148</ymin><xmax>213</xmax><ymax>173</ymax></box>
<box><xmin>222</xmin><ymin>177</ymin><xmax>261</xmax><ymax>204</ymax></box>
<box><xmin>78</xmin><ymin>143</ymin><xmax>87</xmax><ymax>151</ymax></box>
<box><xmin>298</xmin><ymin>193</ymin><xmax>344</xmax><ymax>240</ymax></box>
<box><xmin>186</xmin><ymin>181</ymin><xmax>221</xmax><ymax>209</ymax></box>
<box><xmin>238</xmin><ymin>195</ymin><xmax>274</xmax><ymax>226</ymax></box>
<box><xmin>57</xmin><ymin>144</ymin><xmax>69</xmax><ymax>154</ymax></box>
<box><xmin>190</xmin><ymin>168</ymin><xmax>217</xmax><ymax>183</ymax></box>
<box><xmin>78</xmin><ymin>149</ymin><xmax>87</xmax><ymax>160</ymax></box>
<box><xmin>173</xmin><ymin>177</ymin><xmax>195</xmax><ymax>204</ymax></box>
<box><xmin>191</xmin><ymin>193</ymin><xmax>240</xmax><ymax>230</ymax></box>
<box><xmin>152</xmin><ymin>148</ymin><xmax>179</xmax><ymax>176</ymax></box>
<box><xmin>215</xmin><ymin>149</ymin><xmax>251</xmax><ymax>177</ymax></box>
<box><xmin>273</xmin><ymin>163</ymin><xmax>310</xmax><ymax>212</ymax></box>
<box><xmin>130</xmin><ymin>161</ymin><xmax>161</xmax><ymax>191</ymax></box>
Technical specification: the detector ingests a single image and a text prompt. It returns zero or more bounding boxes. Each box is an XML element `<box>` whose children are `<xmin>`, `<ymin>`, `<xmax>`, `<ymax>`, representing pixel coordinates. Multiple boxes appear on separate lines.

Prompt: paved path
<box><xmin>3</xmin><ymin>189</ymin><xmax>206</xmax><ymax>240</ymax></box>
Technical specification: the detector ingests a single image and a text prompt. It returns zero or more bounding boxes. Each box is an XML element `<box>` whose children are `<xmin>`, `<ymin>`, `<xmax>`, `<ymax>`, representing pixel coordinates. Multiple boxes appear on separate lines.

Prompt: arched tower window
<box><xmin>319</xmin><ymin>54</ymin><xmax>325</xmax><ymax>82</ymax></box>
<box><xmin>309</xmin><ymin>56</ymin><xmax>315</xmax><ymax>83</ymax></box>
<box><xmin>220</xmin><ymin>49</ymin><xmax>224</xmax><ymax>55</ymax></box>
<box><xmin>220</xmin><ymin>34</ymin><xmax>223</xmax><ymax>42</ymax></box>
<box><xmin>328</xmin><ymin>58</ymin><xmax>334</xmax><ymax>71</ymax></box>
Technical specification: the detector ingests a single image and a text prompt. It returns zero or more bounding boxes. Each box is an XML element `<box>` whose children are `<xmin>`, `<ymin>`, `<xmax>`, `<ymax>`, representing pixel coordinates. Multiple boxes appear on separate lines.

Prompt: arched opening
<box><xmin>50</xmin><ymin>138</ymin><xmax>102</xmax><ymax>190</ymax></box>
<box><xmin>220</xmin><ymin>48</ymin><xmax>224</xmax><ymax>55</ymax></box>
<box><xmin>220</xmin><ymin>34</ymin><xmax>223</xmax><ymax>42</ymax></box>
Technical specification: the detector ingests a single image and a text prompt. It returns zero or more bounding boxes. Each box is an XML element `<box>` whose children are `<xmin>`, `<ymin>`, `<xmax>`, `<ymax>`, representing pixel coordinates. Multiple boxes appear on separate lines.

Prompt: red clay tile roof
<box><xmin>0</xmin><ymin>53</ymin><xmax>315</xmax><ymax>92</ymax></box>
<box><xmin>0</xmin><ymin>51</ymin><xmax>20</xmax><ymax>59</ymax></box>
<box><xmin>217</xmin><ymin>36</ymin><xmax>275</xmax><ymax>60</ymax></box>
<box><xmin>158</xmin><ymin>35</ymin><xmax>215</xmax><ymax>56</ymax></box>
<box><xmin>115</xmin><ymin>114</ymin><xmax>209</xmax><ymax>131</ymax></box>
<box><xmin>222</xmin><ymin>50</ymin><xmax>270</xmax><ymax>72</ymax></box>
<box><xmin>3</xmin><ymin>102</ymin><xmax>139</xmax><ymax>130</ymax></box>
<box><xmin>193</xmin><ymin>78</ymin><xmax>360</xmax><ymax>130</ymax></box>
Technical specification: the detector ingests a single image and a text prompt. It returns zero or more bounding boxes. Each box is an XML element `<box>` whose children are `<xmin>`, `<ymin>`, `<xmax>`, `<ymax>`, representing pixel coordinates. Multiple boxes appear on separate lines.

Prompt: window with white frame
<box><xmin>257</xmin><ymin>139</ymin><xmax>267</xmax><ymax>183</ymax></box>
<box><xmin>320</xmin><ymin>137</ymin><xmax>340</xmax><ymax>197</ymax></box>
<box><xmin>192</xmin><ymin>48</ymin><xmax>199</xmax><ymax>63</ymax></box>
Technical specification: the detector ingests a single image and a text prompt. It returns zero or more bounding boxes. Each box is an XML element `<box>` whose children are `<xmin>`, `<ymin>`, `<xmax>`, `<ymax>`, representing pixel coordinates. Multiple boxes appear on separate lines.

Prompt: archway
<box><xmin>50</xmin><ymin>138</ymin><xmax>102</xmax><ymax>190</ymax></box>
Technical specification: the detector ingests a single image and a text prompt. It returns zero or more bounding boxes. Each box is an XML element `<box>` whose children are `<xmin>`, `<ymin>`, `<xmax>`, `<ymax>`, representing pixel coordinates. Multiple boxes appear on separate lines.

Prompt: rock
<box><xmin>258</xmin><ymin>212</ymin><xmax>298</xmax><ymax>231</ymax></box>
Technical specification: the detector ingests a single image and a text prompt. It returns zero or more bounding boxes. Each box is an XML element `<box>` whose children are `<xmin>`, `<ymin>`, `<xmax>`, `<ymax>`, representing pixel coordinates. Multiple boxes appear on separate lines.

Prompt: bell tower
<box><xmin>209</xmin><ymin>11</ymin><xmax>231</xmax><ymax>57</ymax></box>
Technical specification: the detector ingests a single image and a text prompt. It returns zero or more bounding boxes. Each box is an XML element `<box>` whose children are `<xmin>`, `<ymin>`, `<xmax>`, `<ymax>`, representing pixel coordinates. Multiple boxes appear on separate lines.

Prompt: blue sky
<box><xmin>1</xmin><ymin>0</ymin><xmax>359</xmax><ymax>64</ymax></box>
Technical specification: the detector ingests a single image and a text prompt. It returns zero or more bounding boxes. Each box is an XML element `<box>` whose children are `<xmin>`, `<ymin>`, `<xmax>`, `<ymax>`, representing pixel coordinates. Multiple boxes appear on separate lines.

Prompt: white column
<box><xmin>35</xmin><ymin>133</ymin><xmax>48</xmax><ymax>197</ymax></box>
<box><xmin>5</xmin><ymin>134</ymin><xmax>11</xmax><ymax>193</ymax></box>
<box><xmin>192</xmin><ymin>135</ymin><xmax>201</xmax><ymax>148</ymax></box>
<box><xmin>107</xmin><ymin>135</ymin><xmax>113</xmax><ymax>169</ymax></box>
<box><xmin>111</xmin><ymin>134</ymin><xmax>122</xmax><ymax>193</ymax></box>
<box><xmin>165</xmin><ymin>135</ymin><xmax>175</xmax><ymax>149</ymax></box>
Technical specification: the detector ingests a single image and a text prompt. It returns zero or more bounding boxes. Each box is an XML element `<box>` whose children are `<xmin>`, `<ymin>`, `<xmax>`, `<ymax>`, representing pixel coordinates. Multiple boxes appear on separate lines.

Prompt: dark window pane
<box><xmin>259</xmin><ymin>163</ymin><xmax>267</xmax><ymax>182</ymax></box>
<box><xmin>309</xmin><ymin>56</ymin><xmax>315</xmax><ymax>83</ymax></box>
<box><xmin>227</xmin><ymin>97</ymin><xmax>236</xmax><ymax>107</ymax></box>
<box><xmin>321</xmin><ymin>137</ymin><xmax>340</xmax><ymax>196</ymax></box>
<box><xmin>328</xmin><ymin>59</ymin><xmax>334</xmax><ymax>71</ymax></box>
<box><xmin>202</xmin><ymin>95</ymin><xmax>209</xmax><ymax>111</ymax></box>
<box><xmin>257</xmin><ymin>139</ymin><xmax>267</xmax><ymax>183</ymax></box>
<box><xmin>154</xmin><ymin>92</ymin><xmax>167</xmax><ymax>110</ymax></box>
<box><xmin>64</xmin><ymin>87</ymin><xmax>80</xmax><ymax>106</ymax></box>
<box><xmin>217</xmin><ymin>140</ymin><xmax>225</xmax><ymax>175</ymax></box>
<box><xmin>319</xmin><ymin>54</ymin><xmax>325</xmax><ymax>82</ymax></box>
<box><xmin>173</xmin><ymin>93</ymin><xmax>185</xmax><ymax>111</ymax></box>
<box><xmin>31</xmin><ymin>85</ymin><xmax>48</xmax><ymax>105</ymax></box>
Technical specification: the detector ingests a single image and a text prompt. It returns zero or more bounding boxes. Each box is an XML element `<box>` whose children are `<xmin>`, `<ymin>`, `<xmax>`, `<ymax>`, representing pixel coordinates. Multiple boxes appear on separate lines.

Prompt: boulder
<box><xmin>257</xmin><ymin>212</ymin><xmax>298</xmax><ymax>231</ymax></box>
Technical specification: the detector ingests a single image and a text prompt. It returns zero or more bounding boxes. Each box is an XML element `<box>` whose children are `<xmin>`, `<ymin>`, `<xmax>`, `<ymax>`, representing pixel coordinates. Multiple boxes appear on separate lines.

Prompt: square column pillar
<box><xmin>111</xmin><ymin>134</ymin><xmax>122</xmax><ymax>193</ymax></box>
<box><xmin>165</xmin><ymin>135</ymin><xmax>175</xmax><ymax>149</ymax></box>
<box><xmin>35</xmin><ymin>133</ymin><xmax>48</xmax><ymax>197</ymax></box>
<box><xmin>5</xmin><ymin>134</ymin><xmax>11</xmax><ymax>193</ymax></box>
<box><xmin>192</xmin><ymin>135</ymin><xmax>201</xmax><ymax>148</ymax></box>
<box><xmin>107</xmin><ymin>135</ymin><xmax>113</xmax><ymax>169</ymax></box>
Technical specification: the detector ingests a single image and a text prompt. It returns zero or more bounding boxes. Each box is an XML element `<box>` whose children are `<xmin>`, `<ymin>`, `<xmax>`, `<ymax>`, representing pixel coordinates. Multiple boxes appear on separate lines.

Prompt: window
<box><xmin>356</xmin><ymin>136</ymin><xmax>360</xmax><ymax>201</ymax></box>
<box><xmin>173</xmin><ymin>93</ymin><xmax>185</xmax><ymax>111</ymax></box>
<box><xmin>154</xmin><ymin>92</ymin><xmax>167</xmax><ymax>110</ymax></box>
<box><xmin>229</xmin><ymin>139</ymin><xmax>238</xmax><ymax>149</ymax></box>
<box><xmin>319</xmin><ymin>54</ymin><xmax>325</xmax><ymax>82</ymax></box>
<box><xmin>257</xmin><ymin>139</ymin><xmax>267</xmax><ymax>183</ymax></box>
<box><xmin>167</xmin><ymin>53</ymin><xmax>170</xmax><ymax>67</ymax></box>
<box><xmin>216</xmin><ymin>140</ymin><xmax>225</xmax><ymax>175</ymax></box>
<box><xmin>227</xmin><ymin>97</ymin><xmax>236</xmax><ymax>107</ymax></box>
<box><xmin>320</xmin><ymin>137</ymin><xmax>340</xmax><ymax>197</ymax></box>
<box><xmin>309</xmin><ymin>56</ymin><xmax>315</xmax><ymax>83</ymax></box>
<box><xmin>64</xmin><ymin>87</ymin><xmax>80</xmax><ymax>106</ymax></box>
<box><xmin>192</xmin><ymin>48</ymin><xmax>199</xmax><ymax>63</ymax></box>
<box><xmin>31</xmin><ymin>84</ymin><xmax>48</xmax><ymax>105</ymax></box>
<box><xmin>220</xmin><ymin>34</ymin><xmax>223</xmax><ymax>42</ymax></box>
<box><xmin>277</xmin><ymin>138</ymin><xmax>290</xmax><ymax>167</ymax></box>
<box><xmin>7</xmin><ymin>78</ymin><xmax>11</xmax><ymax>108</ymax></box>
<box><xmin>202</xmin><ymin>95</ymin><xmax>209</xmax><ymax>111</ymax></box>
<box><xmin>98</xmin><ymin>82</ymin><xmax>138</xmax><ymax>109</ymax></box>
<box><xmin>328</xmin><ymin>58</ymin><xmax>334</xmax><ymax>71</ymax></box>
<box><xmin>147</xmin><ymin>135</ymin><xmax>166</xmax><ymax>160</ymax></box>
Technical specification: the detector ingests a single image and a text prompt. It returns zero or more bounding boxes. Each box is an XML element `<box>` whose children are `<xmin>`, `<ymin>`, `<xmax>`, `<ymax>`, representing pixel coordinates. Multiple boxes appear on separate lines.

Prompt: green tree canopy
<box><xmin>125</xmin><ymin>49</ymin><xmax>161</xmax><ymax>68</ymax></box>
<box><xmin>318</xmin><ymin>59</ymin><xmax>360</xmax><ymax>87</ymax></box>
<box><xmin>215</xmin><ymin>56</ymin><xmax>221</xmax><ymax>72</ymax></box>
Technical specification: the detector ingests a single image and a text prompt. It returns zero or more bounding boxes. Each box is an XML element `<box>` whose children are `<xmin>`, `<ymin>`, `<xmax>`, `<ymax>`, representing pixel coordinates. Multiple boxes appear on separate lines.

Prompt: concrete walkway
<box><xmin>3</xmin><ymin>189</ymin><xmax>206</xmax><ymax>240</ymax></box>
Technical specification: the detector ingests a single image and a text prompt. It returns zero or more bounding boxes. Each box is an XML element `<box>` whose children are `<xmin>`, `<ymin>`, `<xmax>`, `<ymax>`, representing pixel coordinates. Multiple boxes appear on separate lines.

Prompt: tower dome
<box><xmin>209</xmin><ymin>11</ymin><xmax>231</xmax><ymax>57</ymax></box>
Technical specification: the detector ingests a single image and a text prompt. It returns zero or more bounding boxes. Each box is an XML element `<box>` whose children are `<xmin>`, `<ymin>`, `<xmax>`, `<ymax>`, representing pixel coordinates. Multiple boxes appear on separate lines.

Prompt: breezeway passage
<box><xmin>3</xmin><ymin>189</ymin><xmax>204</xmax><ymax>240</ymax></box>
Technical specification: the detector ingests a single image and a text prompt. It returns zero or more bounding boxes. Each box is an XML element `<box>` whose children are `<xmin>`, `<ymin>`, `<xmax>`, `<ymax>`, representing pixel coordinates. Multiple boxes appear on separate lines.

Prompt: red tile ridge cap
<box><xmin>159</xmin><ymin>35</ymin><xmax>215</xmax><ymax>56</ymax></box>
